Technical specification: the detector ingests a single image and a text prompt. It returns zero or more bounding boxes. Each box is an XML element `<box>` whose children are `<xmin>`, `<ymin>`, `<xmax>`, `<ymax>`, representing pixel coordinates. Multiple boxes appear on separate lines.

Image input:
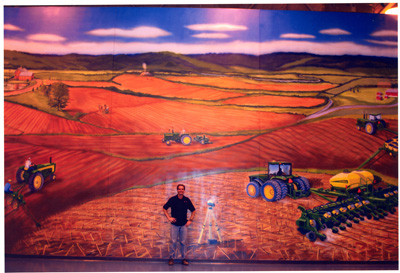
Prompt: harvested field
<box><xmin>113</xmin><ymin>74</ymin><xmax>245</xmax><ymax>100</ymax></box>
<box><xmin>166</xmin><ymin>76</ymin><xmax>337</xmax><ymax>92</ymax></box>
<box><xmin>9</xmin><ymin>171</ymin><xmax>398</xmax><ymax>261</ymax></box>
<box><xmin>4</xmin><ymin>102</ymin><xmax>117</xmax><ymax>135</ymax></box>
<box><xmin>222</xmin><ymin>95</ymin><xmax>326</xmax><ymax>107</ymax></box>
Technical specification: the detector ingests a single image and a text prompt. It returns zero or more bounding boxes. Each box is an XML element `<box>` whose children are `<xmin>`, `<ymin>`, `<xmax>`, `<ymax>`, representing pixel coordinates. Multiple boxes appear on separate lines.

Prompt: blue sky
<box><xmin>4</xmin><ymin>6</ymin><xmax>398</xmax><ymax>57</ymax></box>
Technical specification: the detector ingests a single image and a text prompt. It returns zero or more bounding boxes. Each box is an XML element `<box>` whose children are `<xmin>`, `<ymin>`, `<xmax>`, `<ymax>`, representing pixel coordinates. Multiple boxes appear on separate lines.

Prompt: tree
<box><xmin>48</xmin><ymin>82</ymin><xmax>69</xmax><ymax>111</ymax></box>
<box><xmin>39</xmin><ymin>84</ymin><xmax>51</xmax><ymax>97</ymax></box>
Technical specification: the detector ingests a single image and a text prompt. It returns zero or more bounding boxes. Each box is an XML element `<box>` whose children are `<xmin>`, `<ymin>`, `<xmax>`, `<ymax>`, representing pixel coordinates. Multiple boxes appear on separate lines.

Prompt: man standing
<box><xmin>163</xmin><ymin>184</ymin><xmax>196</xmax><ymax>266</ymax></box>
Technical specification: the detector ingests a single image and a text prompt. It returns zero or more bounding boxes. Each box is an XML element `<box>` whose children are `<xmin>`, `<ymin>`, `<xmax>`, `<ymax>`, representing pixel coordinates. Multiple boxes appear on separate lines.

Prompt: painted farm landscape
<box><xmin>4</xmin><ymin>49</ymin><xmax>398</xmax><ymax>262</ymax></box>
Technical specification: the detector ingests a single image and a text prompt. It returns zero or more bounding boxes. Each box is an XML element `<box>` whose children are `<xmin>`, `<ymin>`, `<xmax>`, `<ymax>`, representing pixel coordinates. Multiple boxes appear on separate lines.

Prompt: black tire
<box><xmin>365</xmin><ymin>122</ymin><xmax>376</xmax><ymax>135</ymax></box>
<box><xmin>306</xmin><ymin>231</ymin><xmax>317</xmax><ymax>242</ymax></box>
<box><xmin>261</xmin><ymin>180</ymin><xmax>282</xmax><ymax>202</ymax></box>
<box><xmin>16</xmin><ymin>168</ymin><xmax>26</xmax><ymax>183</ymax></box>
<box><xmin>273</xmin><ymin>179</ymin><xmax>287</xmax><ymax>200</ymax></box>
<box><xmin>246</xmin><ymin>181</ymin><xmax>261</xmax><ymax>198</ymax></box>
<box><xmin>28</xmin><ymin>172</ymin><xmax>44</xmax><ymax>192</ymax></box>
<box><xmin>180</xmin><ymin>135</ymin><xmax>192</xmax><ymax>146</ymax></box>
<box><xmin>299</xmin><ymin>177</ymin><xmax>311</xmax><ymax>191</ymax></box>
<box><xmin>50</xmin><ymin>173</ymin><xmax>56</xmax><ymax>182</ymax></box>
<box><xmin>293</xmin><ymin>177</ymin><xmax>306</xmax><ymax>192</ymax></box>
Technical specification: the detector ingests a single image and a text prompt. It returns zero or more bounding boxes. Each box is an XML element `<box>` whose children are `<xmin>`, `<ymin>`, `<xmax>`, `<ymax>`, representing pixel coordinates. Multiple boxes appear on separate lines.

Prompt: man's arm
<box><xmin>186</xmin><ymin>210</ymin><xmax>196</xmax><ymax>226</ymax></box>
<box><xmin>163</xmin><ymin>208</ymin><xmax>176</xmax><ymax>223</ymax></box>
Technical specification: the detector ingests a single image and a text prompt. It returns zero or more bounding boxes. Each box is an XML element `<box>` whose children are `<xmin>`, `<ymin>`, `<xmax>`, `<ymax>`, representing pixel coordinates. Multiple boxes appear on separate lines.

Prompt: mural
<box><xmin>4</xmin><ymin>6</ymin><xmax>398</xmax><ymax>262</ymax></box>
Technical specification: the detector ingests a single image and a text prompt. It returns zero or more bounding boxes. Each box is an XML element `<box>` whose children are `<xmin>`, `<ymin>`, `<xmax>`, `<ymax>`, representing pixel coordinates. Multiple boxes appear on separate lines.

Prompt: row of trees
<box><xmin>38</xmin><ymin>82</ymin><xmax>69</xmax><ymax>111</ymax></box>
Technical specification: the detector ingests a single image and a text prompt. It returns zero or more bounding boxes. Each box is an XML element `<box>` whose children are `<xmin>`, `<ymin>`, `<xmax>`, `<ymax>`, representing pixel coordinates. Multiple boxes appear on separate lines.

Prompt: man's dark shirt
<box><xmin>163</xmin><ymin>195</ymin><xmax>195</xmax><ymax>226</ymax></box>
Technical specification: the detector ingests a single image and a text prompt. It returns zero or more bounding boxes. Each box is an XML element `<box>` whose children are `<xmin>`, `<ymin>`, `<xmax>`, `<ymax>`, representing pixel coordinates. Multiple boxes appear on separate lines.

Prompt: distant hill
<box><xmin>4</xmin><ymin>50</ymin><xmax>397</xmax><ymax>75</ymax></box>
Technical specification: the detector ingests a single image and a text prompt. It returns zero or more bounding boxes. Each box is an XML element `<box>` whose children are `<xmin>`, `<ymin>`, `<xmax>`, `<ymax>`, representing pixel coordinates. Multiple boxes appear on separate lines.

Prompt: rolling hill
<box><xmin>4</xmin><ymin>50</ymin><xmax>398</xmax><ymax>76</ymax></box>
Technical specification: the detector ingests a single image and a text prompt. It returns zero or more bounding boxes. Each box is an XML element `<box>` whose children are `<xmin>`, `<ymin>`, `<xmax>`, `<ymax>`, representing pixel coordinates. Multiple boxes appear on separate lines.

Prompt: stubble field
<box><xmin>8</xmin><ymin>171</ymin><xmax>398</xmax><ymax>261</ymax></box>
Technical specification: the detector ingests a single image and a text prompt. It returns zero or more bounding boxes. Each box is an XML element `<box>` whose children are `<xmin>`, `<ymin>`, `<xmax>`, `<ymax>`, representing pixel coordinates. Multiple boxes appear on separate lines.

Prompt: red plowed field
<box><xmin>5</xmin><ymin>134</ymin><xmax>252</xmax><ymax>160</ymax></box>
<box><xmin>80</xmin><ymin>101</ymin><xmax>303</xmax><ymax>134</ymax></box>
<box><xmin>4</xmin><ymin>117</ymin><xmax>397</xmax><ymax>254</ymax></box>
<box><xmin>64</xmin><ymin>87</ymin><xmax>161</xmax><ymax>116</ymax></box>
<box><xmin>222</xmin><ymin>95</ymin><xmax>325</xmax><ymax>107</ymax></box>
<box><xmin>4</xmin><ymin>102</ymin><xmax>117</xmax><ymax>135</ymax></box>
<box><xmin>167</xmin><ymin>76</ymin><xmax>337</xmax><ymax>92</ymax></box>
<box><xmin>113</xmin><ymin>74</ymin><xmax>245</xmax><ymax>100</ymax></box>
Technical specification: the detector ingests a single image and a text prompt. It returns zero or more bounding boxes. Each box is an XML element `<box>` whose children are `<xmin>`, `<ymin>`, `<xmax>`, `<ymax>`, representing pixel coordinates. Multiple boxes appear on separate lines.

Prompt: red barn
<box><xmin>385</xmin><ymin>88</ymin><xmax>398</xmax><ymax>98</ymax></box>
<box><xmin>14</xmin><ymin>67</ymin><xmax>34</xmax><ymax>81</ymax></box>
<box><xmin>378</xmin><ymin>81</ymin><xmax>391</xmax><ymax>88</ymax></box>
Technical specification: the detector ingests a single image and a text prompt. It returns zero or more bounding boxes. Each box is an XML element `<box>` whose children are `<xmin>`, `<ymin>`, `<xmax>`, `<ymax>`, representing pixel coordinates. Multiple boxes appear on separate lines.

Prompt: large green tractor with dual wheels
<box><xmin>16</xmin><ymin>157</ymin><xmax>56</xmax><ymax>192</ymax></box>
<box><xmin>246</xmin><ymin>161</ymin><xmax>311</xmax><ymax>202</ymax></box>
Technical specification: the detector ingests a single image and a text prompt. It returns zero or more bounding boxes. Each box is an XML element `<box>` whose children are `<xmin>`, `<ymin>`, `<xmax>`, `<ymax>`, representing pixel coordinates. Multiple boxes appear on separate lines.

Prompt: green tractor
<box><xmin>356</xmin><ymin>113</ymin><xmax>386</xmax><ymax>135</ymax></box>
<box><xmin>16</xmin><ymin>157</ymin><xmax>56</xmax><ymax>192</ymax></box>
<box><xmin>162</xmin><ymin>129</ymin><xmax>192</xmax><ymax>146</ymax></box>
<box><xmin>246</xmin><ymin>161</ymin><xmax>311</xmax><ymax>202</ymax></box>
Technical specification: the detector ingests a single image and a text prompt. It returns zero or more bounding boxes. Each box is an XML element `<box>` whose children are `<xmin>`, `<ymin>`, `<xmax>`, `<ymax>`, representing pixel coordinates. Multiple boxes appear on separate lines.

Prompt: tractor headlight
<box><xmin>339</xmin><ymin>207</ymin><xmax>347</xmax><ymax>213</ymax></box>
<box><xmin>355</xmin><ymin>202</ymin><xmax>362</xmax><ymax>208</ymax></box>
<box><xmin>309</xmin><ymin>219</ymin><xmax>316</xmax><ymax>227</ymax></box>
<box><xmin>384</xmin><ymin>193</ymin><xmax>390</xmax><ymax>198</ymax></box>
<box><xmin>362</xmin><ymin>200</ymin><xmax>370</xmax><ymax>205</ymax></box>
<box><xmin>347</xmin><ymin>204</ymin><xmax>355</xmax><ymax>210</ymax></box>
<box><xmin>332</xmin><ymin>209</ymin><xmax>340</xmax><ymax>215</ymax></box>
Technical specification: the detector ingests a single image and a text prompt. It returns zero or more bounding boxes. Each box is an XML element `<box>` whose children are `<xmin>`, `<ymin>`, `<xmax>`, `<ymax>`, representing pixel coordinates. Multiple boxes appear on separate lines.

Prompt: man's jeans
<box><xmin>170</xmin><ymin>224</ymin><xmax>187</xmax><ymax>258</ymax></box>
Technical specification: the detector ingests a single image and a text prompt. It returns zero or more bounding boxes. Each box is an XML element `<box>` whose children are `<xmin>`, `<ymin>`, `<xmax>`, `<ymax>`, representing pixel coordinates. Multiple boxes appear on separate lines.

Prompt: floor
<box><xmin>5</xmin><ymin>255</ymin><xmax>399</xmax><ymax>272</ymax></box>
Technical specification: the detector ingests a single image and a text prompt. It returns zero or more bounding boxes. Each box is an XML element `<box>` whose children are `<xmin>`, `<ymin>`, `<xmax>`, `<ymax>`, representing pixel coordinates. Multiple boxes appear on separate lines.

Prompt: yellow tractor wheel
<box><xmin>261</xmin><ymin>180</ymin><xmax>282</xmax><ymax>202</ymax></box>
<box><xmin>28</xmin><ymin>172</ymin><xmax>44</xmax><ymax>192</ymax></box>
<box><xmin>365</xmin><ymin>122</ymin><xmax>376</xmax><ymax>135</ymax></box>
<box><xmin>246</xmin><ymin>181</ymin><xmax>260</xmax><ymax>198</ymax></box>
<box><xmin>180</xmin><ymin>135</ymin><xmax>192</xmax><ymax>146</ymax></box>
<box><xmin>16</xmin><ymin>169</ymin><xmax>26</xmax><ymax>183</ymax></box>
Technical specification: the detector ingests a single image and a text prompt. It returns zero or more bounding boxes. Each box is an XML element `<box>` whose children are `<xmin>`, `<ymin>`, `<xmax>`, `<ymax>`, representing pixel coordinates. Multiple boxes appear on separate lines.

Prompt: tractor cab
<box><xmin>268</xmin><ymin>161</ymin><xmax>292</xmax><ymax>177</ymax></box>
<box><xmin>368</xmin><ymin>113</ymin><xmax>382</xmax><ymax>121</ymax></box>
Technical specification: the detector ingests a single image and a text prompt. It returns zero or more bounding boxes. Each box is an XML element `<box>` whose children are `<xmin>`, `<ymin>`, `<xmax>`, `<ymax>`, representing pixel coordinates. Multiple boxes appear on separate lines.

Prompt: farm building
<box><xmin>14</xmin><ymin>67</ymin><xmax>34</xmax><ymax>81</ymax></box>
<box><xmin>378</xmin><ymin>81</ymin><xmax>392</xmax><ymax>88</ymax></box>
<box><xmin>385</xmin><ymin>88</ymin><xmax>398</xmax><ymax>98</ymax></box>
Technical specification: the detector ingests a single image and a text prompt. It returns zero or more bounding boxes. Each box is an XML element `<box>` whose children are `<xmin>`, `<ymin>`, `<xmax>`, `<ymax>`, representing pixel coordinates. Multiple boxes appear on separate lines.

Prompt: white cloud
<box><xmin>192</xmin><ymin>33</ymin><xmax>230</xmax><ymax>39</ymax></box>
<box><xmin>370</xmin><ymin>30</ymin><xmax>398</xmax><ymax>37</ymax></box>
<box><xmin>27</xmin><ymin>34</ymin><xmax>66</xmax><ymax>42</ymax></box>
<box><xmin>280</xmin><ymin>33</ymin><xmax>315</xmax><ymax>39</ymax></box>
<box><xmin>319</xmin><ymin>28</ymin><xmax>351</xmax><ymax>35</ymax></box>
<box><xmin>4</xmin><ymin>24</ymin><xmax>24</xmax><ymax>31</ymax></box>
<box><xmin>365</xmin><ymin>39</ymin><xmax>398</xmax><ymax>46</ymax></box>
<box><xmin>185</xmin><ymin>23</ymin><xmax>247</xmax><ymax>32</ymax></box>
<box><xmin>86</xmin><ymin>26</ymin><xmax>171</xmax><ymax>38</ymax></box>
<box><xmin>4</xmin><ymin>38</ymin><xmax>397</xmax><ymax>58</ymax></box>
